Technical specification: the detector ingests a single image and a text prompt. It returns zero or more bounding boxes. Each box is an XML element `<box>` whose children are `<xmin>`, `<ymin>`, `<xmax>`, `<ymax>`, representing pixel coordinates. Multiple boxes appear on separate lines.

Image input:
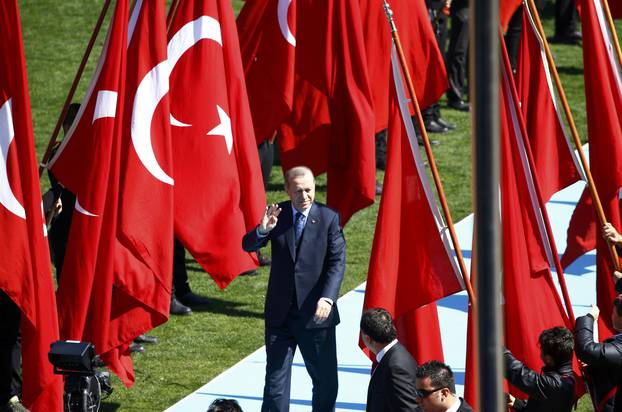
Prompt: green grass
<box><xmin>15</xmin><ymin>0</ymin><xmax>618</xmax><ymax>410</ymax></box>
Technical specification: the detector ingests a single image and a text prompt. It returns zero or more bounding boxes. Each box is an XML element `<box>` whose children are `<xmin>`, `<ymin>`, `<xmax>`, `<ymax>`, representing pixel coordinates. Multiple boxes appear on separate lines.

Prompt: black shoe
<box><xmin>425</xmin><ymin>119</ymin><xmax>449</xmax><ymax>133</ymax></box>
<box><xmin>447</xmin><ymin>99</ymin><xmax>470</xmax><ymax>111</ymax></box>
<box><xmin>129</xmin><ymin>342</ymin><xmax>145</xmax><ymax>354</ymax></box>
<box><xmin>435</xmin><ymin>116</ymin><xmax>456</xmax><ymax>130</ymax></box>
<box><xmin>177</xmin><ymin>291</ymin><xmax>210</xmax><ymax>306</ymax></box>
<box><xmin>417</xmin><ymin>135</ymin><xmax>440</xmax><ymax>146</ymax></box>
<box><xmin>551</xmin><ymin>31</ymin><xmax>582</xmax><ymax>45</ymax></box>
<box><xmin>170</xmin><ymin>295</ymin><xmax>192</xmax><ymax>315</ymax></box>
<box><xmin>135</xmin><ymin>334</ymin><xmax>158</xmax><ymax>345</ymax></box>
<box><xmin>240</xmin><ymin>269</ymin><xmax>259</xmax><ymax>276</ymax></box>
<box><xmin>257</xmin><ymin>251</ymin><xmax>271</xmax><ymax>266</ymax></box>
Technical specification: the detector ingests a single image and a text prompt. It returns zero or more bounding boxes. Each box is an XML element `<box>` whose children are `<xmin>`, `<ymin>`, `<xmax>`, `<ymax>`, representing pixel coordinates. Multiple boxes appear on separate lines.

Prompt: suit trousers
<box><xmin>446</xmin><ymin>2</ymin><xmax>469</xmax><ymax>103</ymax></box>
<box><xmin>0</xmin><ymin>291</ymin><xmax>21</xmax><ymax>405</ymax></box>
<box><xmin>262</xmin><ymin>309</ymin><xmax>338</xmax><ymax>412</ymax></box>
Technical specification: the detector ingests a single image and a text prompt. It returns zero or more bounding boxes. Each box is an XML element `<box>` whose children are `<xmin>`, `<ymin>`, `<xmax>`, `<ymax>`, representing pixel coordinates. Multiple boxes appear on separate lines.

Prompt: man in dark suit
<box><xmin>360</xmin><ymin>308</ymin><xmax>418</xmax><ymax>411</ymax></box>
<box><xmin>242</xmin><ymin>166</ymin><xmax>346</xmax><ymax>412</ymax></box>
<box><xmin>416</xmin><ymin>361</ymin><xmax>474</xmax><ymax>412</ymax></box>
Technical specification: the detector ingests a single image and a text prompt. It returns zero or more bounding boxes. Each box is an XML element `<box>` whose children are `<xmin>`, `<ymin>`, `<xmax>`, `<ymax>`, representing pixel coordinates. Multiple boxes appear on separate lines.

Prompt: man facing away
<box><xmin>504</xmin><ymin>326</ymin><xmax>576</xmax><ymax>412</ymax></box>
<box><xmin>360</xmin><ymin>308</ymin><xmax>418</xmax><ymax>411</ymax></box>
<box><xmin>574</xmin><ymin>297</ymin><xmax>622</xmax><ymax>412</ymax></box>
<box><xmin>242</xmin><ymin>166</ymin><xmax>346</xmax><ymax>412</ymax></box>
<box><xmin>415</xmin><ymin>360</ymin><xmax>474</xmax><ymax>412</ymax></box>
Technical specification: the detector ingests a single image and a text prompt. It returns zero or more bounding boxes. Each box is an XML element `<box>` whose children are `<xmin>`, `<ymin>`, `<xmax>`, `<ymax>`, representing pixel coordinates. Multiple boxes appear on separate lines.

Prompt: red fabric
<box><xmin>237</xmin><ymin>0</ymin><xmax>296</xmax><ymax>142</ymax></box>
<box><xmin>168</xmin><ymin>0</ymin><xmax>265</xmax><ymax>288</ymax></box>
<box><xmin>564</xmin><ymin>0</ymin><xmax>622</xmax><ymax>339</ymax></box>
<box><xmin>501</xmin><ymin>40</ymin><xmax>576</xmax><ymax>398</ymax></box>
<box><xmin>278</xmin><ymin>0</ymin><xmax>376</xmax><ymax>225</ymax></box>
<box><xmin>361</xmin><ymin>50</ymin><xmax>462</xmax><ymax>363</ymax></box>
<box><xmin>106</xmin><ymin>0</ymin><xmax>175</xmax><ymax>385</ymax></box>
<box><xmin>516</xmin><ymin>7</ymin><xmax>581</xmax><ymax>201</ymax></box>
<box><xmin>0</xmin><ymin>1</ymin><xmax>63</xmax><ymax>409</ymax></box>
<box><xmin>500</xmin><ymin>0</ymin><xmax>523</xmax><ymax>30</ymax></box>
<box><xmin>560</xmin><ymin>188</ymin><xmax>597</xmax><ymax>268</ymax></box>
<box><xmin>49</xmin><ymin>0</ymin><xmax>142</xmax><ymax>386</ymax></box>
<box><xmin>359</xmin><ymin>0</ymin><xmax>448</xmax><ymax>132</ymax></box>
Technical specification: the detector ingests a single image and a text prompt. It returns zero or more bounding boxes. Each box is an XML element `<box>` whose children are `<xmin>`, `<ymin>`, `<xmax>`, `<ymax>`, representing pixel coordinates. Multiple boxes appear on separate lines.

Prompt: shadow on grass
<box><xmin>555</xmin><ymin>65</ymin><xmax>584</xmax><ymax>76</ymax></box>
<box><xmin>100</xmin><ymin>402</ymin><xmax>122</xmax><ymax>411</ymax></box>
<box><xmin>189</xmin><ymin>296</ymin><xmax>264</xmax><ymax>319</ymax></box>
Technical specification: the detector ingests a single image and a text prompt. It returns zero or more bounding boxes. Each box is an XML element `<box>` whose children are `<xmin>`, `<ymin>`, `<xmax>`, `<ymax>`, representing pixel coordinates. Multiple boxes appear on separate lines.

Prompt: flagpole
<box><xmin>525</xmin><ymin>0</ymin><xmax>621</xmax><ymax>271</ymax></box>
<box><xmin>601</xmin><ymin>0</ymin><xmax>622</xmax><ymax>74</ymax></box>
<box><xmin>382</xmin><ymin>1</ymin><xmax>476</xmax><ymax>307</ymax></box>
<box><xmin>39</xmin><ymin>0</ymin><xmax>113</xmax><ymax>176</ymax></box>
<box><xmin>166</xmin><ymin>0</ymin><xmax>181</xmax><ymax>31</ymax></box>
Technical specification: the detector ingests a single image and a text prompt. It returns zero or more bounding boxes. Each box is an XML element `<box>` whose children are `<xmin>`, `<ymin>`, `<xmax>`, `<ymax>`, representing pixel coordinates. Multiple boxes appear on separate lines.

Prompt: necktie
<box><xmin>295</xmin><ymin>212</ymin><xmax>305</xmax><ymax>245</ymax></box>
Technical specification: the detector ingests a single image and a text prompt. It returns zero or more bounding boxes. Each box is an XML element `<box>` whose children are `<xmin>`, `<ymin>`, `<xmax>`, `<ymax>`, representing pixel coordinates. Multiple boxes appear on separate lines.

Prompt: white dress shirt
<box><xmin>376</xmin><ymin>339</ymin><xmax>398</xmax><ymax>363</ymax></box>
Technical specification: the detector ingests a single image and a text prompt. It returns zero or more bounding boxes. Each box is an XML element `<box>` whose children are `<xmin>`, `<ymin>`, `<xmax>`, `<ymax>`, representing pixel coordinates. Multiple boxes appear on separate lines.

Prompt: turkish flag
<box><xmin>359</xmin><ymin>0</ymin><xmax>448</xmax><ymax>132</ymax></box>
<box><xmin>237</xmin><ymin>0</ymin><xmax>296</xmax><ymax>143</ymax></box>
<box><xmin>501</xmin><ymin>40</ymin><xmax>578</xmax><ymax>398</ymax></box>
<box><xmin>0</xmin><ymin>1</ymin><xmax>63</xmax><ymax>410</ymax></box>
<box><xmin>516</xmin><ymin>6</ymin><xmax>581</xmax><ymax>201</ymax></box>
<box><xmin>168</xmin><ymin>0</ymin><xmax>266</xmax><ymax>287</ymax></box>
<box><xmin>563</xmin><ymin>0</ymin><xmax>622</xmax><ymax>339</ymax></box>
<box><xmin>278</xmin><ymin>0</ymin><xmax>376</xmax><ymax>225</ymax></box>
<box><xmin>360</xmin><ymin>48</ymin><xmax>463</xmax><ymax>362</ymax></box>
<box><xmin>47</xmin><ymin>0</ymin><xmax>131</xmax><ymax>384</ymax></box>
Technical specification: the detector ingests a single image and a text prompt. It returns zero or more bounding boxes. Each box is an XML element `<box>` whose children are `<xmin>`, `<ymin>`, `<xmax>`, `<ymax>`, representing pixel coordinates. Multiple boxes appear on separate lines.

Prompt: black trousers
<box><xmin>262</xmin><ymin>313</ymin><xmax>338</xmax><ymax>412</ymax></box>
<box><xmin>172</xmin><ymin>238</ymin><xmax>191</xmax><ymax>297</ymax></box>
<box><xmin>258</xmin><ymin>141</ymin><xmax>274</xmax><ymax>190</ymax></box>
<box><xmin>0</xmin><ymin>291</ymin><xmax>21</xmax><ymax>405</ymax></box>
<box><xmin>555</xmin><ymin>0</ymin><xmax>578</xmax><ymax>37</ymax></box>
<box><xmin>446</xmin><ymin>1</ymin><xmax>469</xmax><ymax>103</ymax></box>
<box><xmin>505</xmin><ymin>6</ymin><xmax>523</xmax><ymax>71</ymax></box>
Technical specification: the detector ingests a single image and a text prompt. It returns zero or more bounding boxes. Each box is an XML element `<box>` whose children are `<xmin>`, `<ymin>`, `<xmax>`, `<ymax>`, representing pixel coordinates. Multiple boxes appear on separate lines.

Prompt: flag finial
<box><xmin>383</xmin><ymin>1</ymin><xmax>397</xmax><ymax>33</ymax></box>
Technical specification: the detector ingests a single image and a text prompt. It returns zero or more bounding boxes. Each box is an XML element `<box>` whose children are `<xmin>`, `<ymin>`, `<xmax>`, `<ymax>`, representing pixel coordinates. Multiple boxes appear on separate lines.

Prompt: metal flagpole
<box><xmin>472</xmin><ymin>0</ymin><xmax>503</xmax><ymax>410</ymax></box>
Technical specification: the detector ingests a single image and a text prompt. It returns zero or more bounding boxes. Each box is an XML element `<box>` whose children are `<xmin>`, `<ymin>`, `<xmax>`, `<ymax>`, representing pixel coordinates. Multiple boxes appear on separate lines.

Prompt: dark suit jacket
<box><xmin>242</xmin><ymin>201</ymin><xmax>346</xmax><ymax>329</ymax></box>
<box><xmin>366</xmin><ymin>342</ymin><xmax>418</xmax><ymax>412</ymax></box>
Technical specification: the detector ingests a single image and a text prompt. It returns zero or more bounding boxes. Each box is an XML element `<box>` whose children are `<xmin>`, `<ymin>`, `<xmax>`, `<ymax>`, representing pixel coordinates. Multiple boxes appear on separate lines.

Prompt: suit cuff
<box><xmin>256</xmin><ymin>226</ymin><xmax>269</xmax><ymax>238</ymax></box>
<box><xmin>320</xmin><ymin>297</ymin><xmax>333</xmax><ymax>306</ymax></box>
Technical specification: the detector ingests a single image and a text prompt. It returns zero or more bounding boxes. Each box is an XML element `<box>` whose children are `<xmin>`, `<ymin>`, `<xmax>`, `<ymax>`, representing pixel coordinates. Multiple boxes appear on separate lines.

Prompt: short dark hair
<box><xmin>614</xmin><ymin>295</ymin><xmax>622</xmax><ymax>317</ymax></box>
<box><xmin>207</xmin><ymin>398</ymin><xmax>242</xmax><ymax>412</ymax></box>
<box><xmin>416</xmin><ymin>360</ymin><xmax>456</xmax><ymax>393</ymax></box>
<box><xmin>360</xmin><ymin>308</ymin><xmax>397</xmax><ymax>344</ymax></box>
<box><xmin>538</xmin><ymin>326</ymin><xmax>574</xmax><ymax>366</ymax></box>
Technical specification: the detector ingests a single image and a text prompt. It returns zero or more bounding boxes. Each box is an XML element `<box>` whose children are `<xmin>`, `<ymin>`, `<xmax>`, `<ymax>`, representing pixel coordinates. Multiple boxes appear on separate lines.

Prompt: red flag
<box><xmin>361</xmin><ymin>48</ymin><xmax>464</xmax><ymax>362</ymax></box>
<box><xmin>500</xmin><ymin>0</ymin><xmax>522</xmax><ymax>30</ymax></box>
<box><xmin>463</xmin><ymin>301</ymin><xmax>478</xmax><ymax>409</ymax></box>
<box><xmin>47</xmin><ymin>0</ymin><xmax>131</xmax><ymax>384</ymax></box>
<box><xmin>359</xmin><ymin>0</ymin><xmax>448</xmax><ymax>132</ymax></box>
<box><xmin>167</xmin><ymin>0</ymin><xmax>266</xmax><ymax>287</ymax></box>
<box><xmin>0</xmin><ymin>1</ymin><xmax>63</xmax><ymax>409</ymax></box>
<box><xmin>278</xmin><ymin>0</ymin><xmax>376</xmax><ymax>225</ymax></box>
<box><xmin>108</xmin><ymin>0</ymin><xmax>175</xmax><ymax>384</ymax></box>
<box><xmin>237</xmin><ymin>0</ymin><xmax>296</xmax><ymax>142</ymax></box>
<box><xmin>564</xmin><ymin>0</ymin><xmax>622</xmax><ymax>338</ymax></box>
<box><xmin>500</xmin><ymin>39</ymin><xmax>577</xmax><ymax>397</ymax></box>
<box><xmin>516</xmin><ymin>6</ymin><xmax>582</xmax><ymax>201</ymax></box>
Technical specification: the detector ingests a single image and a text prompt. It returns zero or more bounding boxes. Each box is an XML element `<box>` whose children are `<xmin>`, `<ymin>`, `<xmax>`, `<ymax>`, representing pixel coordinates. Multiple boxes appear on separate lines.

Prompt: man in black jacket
<box><xmin>504</xmin><ymin>326</ymin><xmax>576</xmax><ymax>411</ymax></box>
<box><xmin>360</xmin><ymin>308</ymin><xmax>418</xmax><ymax>411</ymax></box>
<box><xmin>574</xmin><ymin>296</ymin><xmax>622</xmax><ymax>412</ymax></box>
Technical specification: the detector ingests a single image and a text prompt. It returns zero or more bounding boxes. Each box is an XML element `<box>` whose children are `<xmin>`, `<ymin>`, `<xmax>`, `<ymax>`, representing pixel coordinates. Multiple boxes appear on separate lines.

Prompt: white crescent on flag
<box><xmin>0</xmin><ymin>98</ymin><xmax>26</xmax><ymax>219</ymax></box>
